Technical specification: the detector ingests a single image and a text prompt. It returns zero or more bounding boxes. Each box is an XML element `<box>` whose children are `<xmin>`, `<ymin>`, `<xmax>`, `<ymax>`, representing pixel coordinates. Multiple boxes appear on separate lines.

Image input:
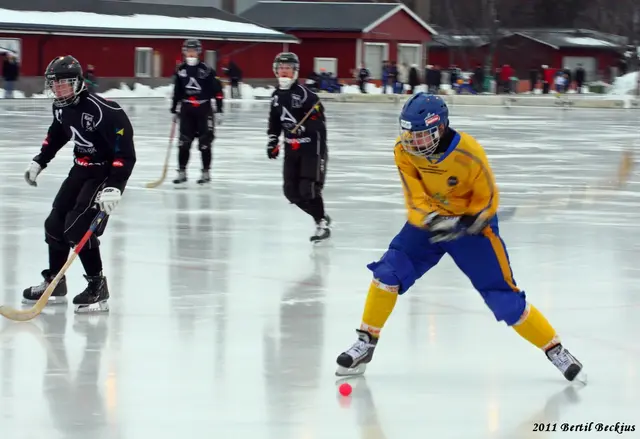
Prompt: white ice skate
<box><xmin>336</xmin><ymin>329</ymin><xmax>377</xmax><ymax>376</ymax></box>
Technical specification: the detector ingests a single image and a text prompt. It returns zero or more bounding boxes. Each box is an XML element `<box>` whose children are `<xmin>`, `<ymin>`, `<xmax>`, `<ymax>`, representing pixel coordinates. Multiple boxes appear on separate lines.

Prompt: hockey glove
<box><xmin>96</xmin><ymin>187</ymin><xmax>121</xmax><ymax>215</ymax></box>
<box><xmin>424</xmin><ymin>212</ymin><xmax>488</xmax><ymax>243</ymax></box>
<box><xmin>24</xmin><ymin>161</ymin><xmax>42</xmax><ymax>187</ymax></box>
<box><xmin>267</xmin><ymin>135</ymin><xmax>280</xmax><ymax>159</ymax></box>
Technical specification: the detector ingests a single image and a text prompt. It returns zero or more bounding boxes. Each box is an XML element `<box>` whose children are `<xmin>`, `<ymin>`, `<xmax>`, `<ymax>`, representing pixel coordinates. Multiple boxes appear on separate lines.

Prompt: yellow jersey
<box><xmin>394</xmin><ymin>130</ymin><xmax>499</xmax><ymax>228</ymax></box>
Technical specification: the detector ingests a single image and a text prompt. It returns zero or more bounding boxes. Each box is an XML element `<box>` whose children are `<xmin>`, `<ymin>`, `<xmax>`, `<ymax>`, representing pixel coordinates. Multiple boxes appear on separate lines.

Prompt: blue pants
<box><xmin>367</xmin><ymin>218</ymin><xmax>527</xmax><ymax>325</ymax></box>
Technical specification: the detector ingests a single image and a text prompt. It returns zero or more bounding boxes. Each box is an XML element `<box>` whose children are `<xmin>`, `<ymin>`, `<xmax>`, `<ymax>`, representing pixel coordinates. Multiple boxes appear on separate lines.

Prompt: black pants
<box><xmin>178</xmin><ymin>102</ymin><xmax>214</xmax><ymax>170</ymax></box>
<box><xmin>45</xmin><ymin>166</ymin><xmax>109</xmax><ymax>275</ymax></box>
<box><xmin>283</xmin><ymin>132</ymin><xmax>328</xmax><ymax>205</ymax></box>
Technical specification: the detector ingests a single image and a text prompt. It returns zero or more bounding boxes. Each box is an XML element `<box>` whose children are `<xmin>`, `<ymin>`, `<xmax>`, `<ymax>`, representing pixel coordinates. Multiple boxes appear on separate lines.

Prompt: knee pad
<box><xmin>283</xmin><ymin>182</ymin><xmax>300</xmax><ymax>204</ymax></box>
<box><xmin>298</xmin><ymin>179</ymin><xmax>316</xmax><ymax>201</ymax></box>
<box><xmin>482</xmin><ymin>290</ymin><xmax>527</xmax><ymax>325</ymax></box>
<box><xmin>44</xmin><ymin>211</ymin><xmax>67</xmax><ymax>250</ymax></box>
<box><xmin>178</xmin><ymin>134</ymin><xmax>193</xmax><ymax>150</ymax></box>
<box><xmin>366</xmin><ymin>249</ymin><xmax>418</xmax><ymax>294</ymax></box>
<box><xmin>63</xmin><ymin>210</ymin><xmax>101</xmax><ymax>249</ymax></box>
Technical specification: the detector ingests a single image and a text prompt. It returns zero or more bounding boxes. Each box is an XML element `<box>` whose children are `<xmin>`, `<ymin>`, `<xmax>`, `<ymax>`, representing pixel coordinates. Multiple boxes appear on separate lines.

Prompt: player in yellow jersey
<box><xmin>336</xmin><ymin>93</ymin><xmax>585</xmax><ymax>383</ymax></box>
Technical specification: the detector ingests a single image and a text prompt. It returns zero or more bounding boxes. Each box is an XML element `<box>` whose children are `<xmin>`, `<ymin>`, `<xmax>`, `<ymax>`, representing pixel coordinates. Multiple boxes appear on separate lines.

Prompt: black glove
<box><xmin>267</xmin><ymin>135</ymin><xmax>279</xmax><ymax>159</ymax></box>
<box><xmin>170</xmin><ymin>107</ymin><xmax>177</xmax><ymax>114</ymax></box>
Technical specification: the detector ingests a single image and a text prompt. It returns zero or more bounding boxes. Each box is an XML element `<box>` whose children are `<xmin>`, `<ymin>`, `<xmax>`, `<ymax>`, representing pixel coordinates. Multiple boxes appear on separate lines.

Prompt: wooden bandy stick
<box><xmin>145</xmin><ymin>116</ymin><xmax>177</xmax><ymax>188</ymax></box>
<box><xmin>0</xmin><ymin>211</ymin><xmax>108</xmax><ymax>322</ymax></box>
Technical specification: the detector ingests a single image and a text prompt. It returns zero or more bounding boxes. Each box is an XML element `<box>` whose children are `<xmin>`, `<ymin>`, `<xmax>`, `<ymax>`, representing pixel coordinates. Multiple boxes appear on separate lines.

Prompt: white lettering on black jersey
<box><xmin>33</xmin><ymin>92</ymin><xmax>137</xmax><ymax>191</ymax></box>
<box><xmin>267</xmin><ymin>82</ymin><xmax>326</xmax><ymax>148</ymax></box>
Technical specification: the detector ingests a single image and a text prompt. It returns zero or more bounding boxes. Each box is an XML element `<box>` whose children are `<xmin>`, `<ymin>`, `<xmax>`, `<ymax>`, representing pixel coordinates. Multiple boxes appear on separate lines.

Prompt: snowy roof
<box><xmin>430</xmin><ymin>28</ymin><xmax>626</xmax><ymax>50</ymax></box>
<box><xmin>0</xmin><ymin>0</ymin><xmax>298</xmax><ymax>42</ymax></box>
<box><xmin>241</xmin><ymin>1</ymin><xmax>437</xmax><ymax>35</ymax></box>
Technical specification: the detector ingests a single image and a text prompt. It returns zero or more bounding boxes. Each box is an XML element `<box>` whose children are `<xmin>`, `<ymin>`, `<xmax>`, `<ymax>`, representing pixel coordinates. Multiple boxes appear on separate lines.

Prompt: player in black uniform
<box><xmin>267</xmin><ymin>52</ymin><xmax>331</xmax><ymax>243</ymax></box>
<box><xmin>171</xmin><ymin>39</ymin><xmax>224</xmax><ymax>186</ymax></box>
<box><xmin>22</xmin><ymin>55</ymin><xmax>136</xmax><ymax>313</ymax></box>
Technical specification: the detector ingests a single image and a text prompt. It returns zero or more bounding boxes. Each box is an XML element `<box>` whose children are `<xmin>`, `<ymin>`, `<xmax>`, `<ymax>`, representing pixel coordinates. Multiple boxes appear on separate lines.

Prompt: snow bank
<box><xmin>608</xmin><ymin>71</ymin><xmax>639</xmax><ymax>95</ymax></box>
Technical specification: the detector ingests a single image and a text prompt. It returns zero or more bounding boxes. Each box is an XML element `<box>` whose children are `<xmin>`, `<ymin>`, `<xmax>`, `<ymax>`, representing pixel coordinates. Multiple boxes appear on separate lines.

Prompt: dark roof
<box><xmin>0</xmin><ymin>0</ymin><xmax>299</xmax><ymax>42</ymax></box>
<box><xmin>241</xmin><ymin>1</ymin><xmax>436</xmax><ymax>34</ymax></box>
<box><xmin>430</xmin><ymin>28</ymin><xmax>626</xmax><ymax>50</ymax></box>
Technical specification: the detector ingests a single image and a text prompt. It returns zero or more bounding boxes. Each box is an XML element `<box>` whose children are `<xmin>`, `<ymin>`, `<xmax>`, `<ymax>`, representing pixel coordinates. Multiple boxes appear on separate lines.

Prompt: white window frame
<box><xmin>363</xmin><ymin>42</ymin><xmax>389</xmax><ymax>79</ymax></box>
<box><xmin>314</xmin><ymin>57</ymin><xmax>338</xmax><ymax>76</ymax></box>
<box><xmin>134</xmin><ymin>47</ymin><xmax>153</xmax><ymax>78</ymax></box>
<box><xmin>205</xmin><ymin>50</ymin><xmax>217</xmax><ymax>69</ymax></box>
<box><xmin>397</xmin><ymin>43</ymin><xmax>423</xmax><ymax>68</ymax></box>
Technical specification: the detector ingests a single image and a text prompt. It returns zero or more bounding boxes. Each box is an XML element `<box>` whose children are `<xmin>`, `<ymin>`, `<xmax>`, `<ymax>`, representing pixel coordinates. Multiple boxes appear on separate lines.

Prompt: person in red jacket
<box><xmin>499</xmin><ymin>64</ymin><xmax>513</xmax><ymax>93</ymax></box>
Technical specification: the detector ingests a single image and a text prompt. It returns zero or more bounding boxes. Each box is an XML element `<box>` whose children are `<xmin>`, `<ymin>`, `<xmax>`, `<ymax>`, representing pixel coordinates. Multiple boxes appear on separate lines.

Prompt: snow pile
<box><xmin>608</xmin><ymin>71</ymin><xmax>639</xmax><ymax>95</ymax></box>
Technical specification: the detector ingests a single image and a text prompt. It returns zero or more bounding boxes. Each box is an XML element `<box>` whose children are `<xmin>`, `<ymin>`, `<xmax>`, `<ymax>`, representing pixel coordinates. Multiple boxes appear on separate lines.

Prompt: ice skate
<box><xmin>336</xmin><ymin>329</ymin><xmax>378</xmax><ymax>376</ymax></box>
<box><xmin>545</xmin><ymin>343</ymin><xmax>586</xmax><ymax>383</ymax></box>
<box><xmin>73</xmin><ymin>273</ymin><xmax>110</xmax><ymax>314</ymax></box>
<box><xmin>310</xmin><ymin>215</ymin><xmax>331</xmax><ymax>243</ymax></box>
<box><xmin>22</xmin><ymin>269</ymin><xmax>68</xmax><ymax>305</ymax></box>
<box><xmin>173</xmin><ymin>169</ymin><xmax>187</xmax><ymax>187</ymax></box>
<box><xmin>196</xmin><ymin>169</ymin><xmax>211</xmax><ymax>185</ymax></box>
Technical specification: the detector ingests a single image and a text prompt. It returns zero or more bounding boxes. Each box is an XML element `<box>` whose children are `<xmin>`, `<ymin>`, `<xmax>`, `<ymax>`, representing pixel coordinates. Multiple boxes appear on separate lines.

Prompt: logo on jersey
<box><xmin>69</xmin><ymin>126</ymin><xmax>96</xmax><ymax>155</ymax></box>
<box><xmin>291</xmin><ymin>94</ymin><xmax>302</xmax><ymax>108</ymax></box>
<box><xmin>198</xmin><ymin>68</ymin><xmax>209</xmax><ymax>79</ymax></box>
<box><xmin>447</xmin><ymin>176</ymin><xmax>458</xmax><ymax>186</ymax></box>
<box><xmin>81</xmin><ymin>113</ymin><xmax>96</xmax><ymax>132</ymax></box>
<box><xmin>186</xmin><ymin>77</ymin><xmax>202</xmax><ymax>92</ymax></box>
<box><xmin>55</xmin><ymin>109</ymin><xmax>63</xmax><ymax>123</ymax></box>
<box><xmin>280</xmin><ymin>107</ymin><xmax>298</xmax><ymax>129</ymax></box>
<box><xmin>272</xmin><ymin>95</ymin><xmax>279</xmax><ymax>107</ymax></box>
<box><xmin>178</xmin><ymin>69</ymin><xmax>187</xmax><ymax>77</ymax></box>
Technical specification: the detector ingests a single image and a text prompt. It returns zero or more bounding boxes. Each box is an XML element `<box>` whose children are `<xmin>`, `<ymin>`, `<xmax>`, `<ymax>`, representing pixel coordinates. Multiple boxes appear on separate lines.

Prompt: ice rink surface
<box><xmin>0</xmin><ymin>98</ymin><xmax>638</xmax><ymax>439</ymax></box>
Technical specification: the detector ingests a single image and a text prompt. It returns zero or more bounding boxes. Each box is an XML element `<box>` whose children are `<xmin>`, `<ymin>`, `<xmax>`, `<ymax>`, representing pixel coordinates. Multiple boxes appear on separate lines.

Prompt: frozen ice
<box><xmin>0</xmin><ymin>99</ymin><xmax>638</xmax><ymax>438</ymax></box>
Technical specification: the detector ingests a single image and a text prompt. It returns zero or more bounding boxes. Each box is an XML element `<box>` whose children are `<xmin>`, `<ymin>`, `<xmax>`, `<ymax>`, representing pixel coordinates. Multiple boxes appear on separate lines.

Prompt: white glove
<box><xmin>24</xmin><ymin>161</ymin><xmax>42</xmax><ymax>187</ymax></box>
<box><xmin>95</xmin><ymin>187</ymin><xmax>121</xmax><ymax>215</ymax></box>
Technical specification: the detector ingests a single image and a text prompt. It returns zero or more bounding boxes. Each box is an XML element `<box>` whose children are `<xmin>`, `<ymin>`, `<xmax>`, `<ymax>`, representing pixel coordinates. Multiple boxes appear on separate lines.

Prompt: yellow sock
<box><xmin>360</xmin><ymin>279</ymin><xmax>399</xmax><ymax>337</ymax></box>
<box><xmin>512</xmin><ymin>303</ymin><xmax>559</xmax><ymax>349</ymax></box>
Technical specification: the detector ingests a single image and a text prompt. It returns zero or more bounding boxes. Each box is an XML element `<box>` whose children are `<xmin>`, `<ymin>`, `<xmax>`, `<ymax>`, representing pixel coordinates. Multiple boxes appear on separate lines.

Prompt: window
<box><xmin>135</xmin><ymin>47</ymin><xmax>153</xmax><ymax>78</ymax></box>
<box><xmin>205</xmin><ymin>50</ymin><xmax>217</xmax><ymax>69</ymax></box>
<box><xmin>314</xmin><ymin>57</ymin><xmax>337</xmax><ymax>76</ymax></box>
<box><xmin>397</xmin><ymin>43</ymin><xmax>422</xmax><ymax>69</ymax></box>
<box><xmin>363</xmin><ymin>42</ymin><xmax>388</xmax><ymax>79</ymax></box>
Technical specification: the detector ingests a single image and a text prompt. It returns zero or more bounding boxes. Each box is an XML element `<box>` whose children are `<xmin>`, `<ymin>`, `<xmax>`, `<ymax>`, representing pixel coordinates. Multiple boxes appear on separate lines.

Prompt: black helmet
<box><xmin>44</xmin><ymin>55</ymin><xmax>85</xmax><ymax>107</ymax></box>
<box><xmin>273</xmin><ymin>52</ymin><xmax>299</xmax><ymax>89</ymax></box>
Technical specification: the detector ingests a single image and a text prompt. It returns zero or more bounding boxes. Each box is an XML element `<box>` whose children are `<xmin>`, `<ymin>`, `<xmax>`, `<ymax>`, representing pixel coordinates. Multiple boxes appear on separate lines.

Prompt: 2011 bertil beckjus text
<box><xmin>533</xmin><ymin>422</ymin><xmax>636</xmax><ymax>434</ymax></box>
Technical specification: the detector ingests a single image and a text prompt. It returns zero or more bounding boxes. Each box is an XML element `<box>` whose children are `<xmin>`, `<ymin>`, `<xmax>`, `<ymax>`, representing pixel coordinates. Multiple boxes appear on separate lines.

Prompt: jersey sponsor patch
<box><xmin>112</xmin><ymin>160</ymin><xmax>124</xmax><ymax>167</ymax></box>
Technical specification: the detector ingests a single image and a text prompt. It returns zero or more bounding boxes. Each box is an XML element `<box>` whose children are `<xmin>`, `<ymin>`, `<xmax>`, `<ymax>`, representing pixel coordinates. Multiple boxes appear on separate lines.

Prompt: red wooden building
<box><xmin>428</xmin><ymin>29</ymin><xmax>625</xmax><ymax>81</ymax></box>
<box><xmin>0</xmin><ymin>0</ymin><xmax>297</xmax><ymax>79</ymax></box>
<box><xmin>241</xmin><ymin>1</ymin><xmax>437</xmax><ymax>80</ymax></box>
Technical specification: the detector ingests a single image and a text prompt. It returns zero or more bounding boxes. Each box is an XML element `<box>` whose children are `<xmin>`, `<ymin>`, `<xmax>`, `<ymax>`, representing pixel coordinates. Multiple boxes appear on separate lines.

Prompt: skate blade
<box><xmin>572</xmin><ymin>370</ymin><xmax>588</xmax><ymax>385</ymax></box>
<box><xmin>335</xmin><ymin>364</ymin><xmax>366</xmax><ymax>377</ymax></box>
<box><xmin>74</xmin><ymin>300</ymin><xmax>109</xmax><ymax>314</ymax></box>
<box><xmin>22</xmin><ymin>296</ymin><xmax>67</xmax><ymax>305</ymax></box>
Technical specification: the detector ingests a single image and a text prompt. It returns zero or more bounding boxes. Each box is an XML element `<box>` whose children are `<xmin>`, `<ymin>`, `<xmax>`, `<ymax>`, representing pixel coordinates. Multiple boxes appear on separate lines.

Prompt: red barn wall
<box><xmin>0</xmin><ymin>33</ymin><xmax>289</xmax><ymax>78</ymax></box>
<box><xmin>288</xmin><ymin>32</ymin><xmax>357</xmax><ymax>79</ymax></box>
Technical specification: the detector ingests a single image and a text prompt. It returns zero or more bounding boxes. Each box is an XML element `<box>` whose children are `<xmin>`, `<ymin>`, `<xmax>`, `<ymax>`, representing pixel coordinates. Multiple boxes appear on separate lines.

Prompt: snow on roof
<box><xmin>563</xmin><ymin>37</ymin><xmax>619</xmax><ymax>47</ymax></box>
<box><xmin>0</xmin><ymin>7</ymin><xmax>284</xmax><ymax>36</ymax></box>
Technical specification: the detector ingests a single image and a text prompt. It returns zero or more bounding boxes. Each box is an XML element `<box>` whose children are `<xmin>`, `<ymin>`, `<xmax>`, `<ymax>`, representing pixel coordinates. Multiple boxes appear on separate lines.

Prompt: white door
<box><xmin>398</xmin><ymin>44</ymin><xmax>420</xmax><ymax>67</ymax></box>
<box><xmin>562</xmin><ymin>56</ymin><xmax>596</xmax><ymax>82</ymax></box>
<box><xmin>364</xmin><ymin>43</ymin><xmax>385</xmax><ymax>79</ymax></box>
<box><xmin>314</xmin><ymin>57</ymin><xmax>337</xmax><ymax>76</ymax></box>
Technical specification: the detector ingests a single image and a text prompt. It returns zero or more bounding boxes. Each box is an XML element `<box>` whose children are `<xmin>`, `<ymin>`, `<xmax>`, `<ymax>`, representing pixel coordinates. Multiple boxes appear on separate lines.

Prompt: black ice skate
<box><xmin>336</xmin><ymin>329</ymin><xmax>378</xmax><ymax>376</ymax></box>
<box><xmin>73</xmin><ymin>273</ymin><xmax>110</xmax><ymax>313</ymax></box>
<box><xmin>173</xmin><ymin>169</ymin><xmax>187</xmax><ymax>187</ymax></box>
<box><xmin>545</xmin><ymin>344</ymin><xmax>587</xmax><ymax>383</ymax></box>
<box><xmin>22</xmin><ymin>269</ymin><xmax>68</xmax><ymax>305</ymax></box>
<box><xmin>310</xmin><ymin>215</ymin><xmax>331</xmax><ymax>243</ymax></box>
<box><xmin>197</xmin><ymin>169</ymin><xmax>211</xmax><ymax>185</ymax></box>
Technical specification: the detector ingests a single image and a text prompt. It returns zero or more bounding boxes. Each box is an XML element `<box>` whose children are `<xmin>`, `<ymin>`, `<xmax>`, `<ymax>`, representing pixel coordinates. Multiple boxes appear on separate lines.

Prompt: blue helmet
<box><xmin>399</xmin><ymin>93</ymin><xmax>449</xmax><ymax>158</ymax></box>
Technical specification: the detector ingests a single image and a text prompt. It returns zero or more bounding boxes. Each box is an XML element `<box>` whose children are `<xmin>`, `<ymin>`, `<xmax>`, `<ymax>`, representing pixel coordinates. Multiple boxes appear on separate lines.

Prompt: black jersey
<box><xmin>267</xmin><ymin>82</ymin><xmax>325</xmax><ymax>147</ymax></box>
<box><xmin>34</xmin><ymin>91</ymin><xmax>136</xmax><ymax>191</ymax></box>
<box><xmin>172</xmin><ymin>61</ymin><xmax>224</xmax><ymax>113</ymax></box>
